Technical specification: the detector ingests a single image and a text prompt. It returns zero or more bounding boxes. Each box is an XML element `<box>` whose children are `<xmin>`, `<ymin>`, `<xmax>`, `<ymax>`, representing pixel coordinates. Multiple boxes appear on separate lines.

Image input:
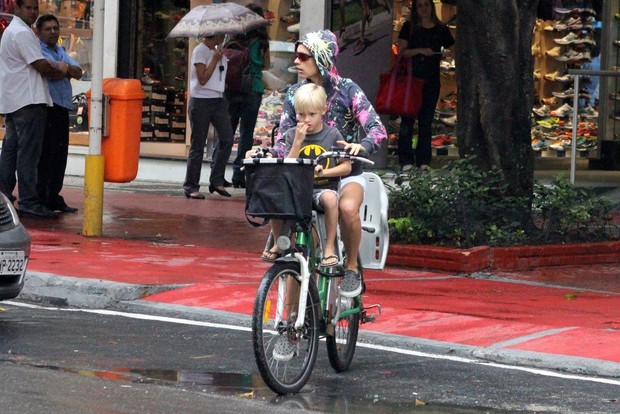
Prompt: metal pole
<box><xmin>82</xmin><ymin>0</ymin><xmax>105</xmax><ymax>236</ymax></box>
<box><xmin>570</xmin><ymin>75</ymin><xmax>579</xmax><ymax>185</ymax></box>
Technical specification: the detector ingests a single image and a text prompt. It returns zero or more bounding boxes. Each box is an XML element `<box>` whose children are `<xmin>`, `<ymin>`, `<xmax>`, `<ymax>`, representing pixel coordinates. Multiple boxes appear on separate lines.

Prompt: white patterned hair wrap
<box><xmin>296</xmin><ymin>30</ymin><xmax>339</xmax><ymax>76</ymax></box>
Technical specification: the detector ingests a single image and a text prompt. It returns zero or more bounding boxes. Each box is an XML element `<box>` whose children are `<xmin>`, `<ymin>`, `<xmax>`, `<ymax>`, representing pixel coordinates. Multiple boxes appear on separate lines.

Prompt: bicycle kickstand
<box><xmin>361</xmin><ymin>303</ymin><xmax>381</xmax><ymax>324</ymax></box>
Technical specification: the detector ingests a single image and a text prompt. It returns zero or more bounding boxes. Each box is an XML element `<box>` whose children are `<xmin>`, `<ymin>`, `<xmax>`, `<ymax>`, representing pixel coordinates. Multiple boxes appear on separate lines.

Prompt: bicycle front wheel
<box><xmin>252</xmin><ymin>262</ymin><xmax>320</xmax><ymax>394</ymax></box>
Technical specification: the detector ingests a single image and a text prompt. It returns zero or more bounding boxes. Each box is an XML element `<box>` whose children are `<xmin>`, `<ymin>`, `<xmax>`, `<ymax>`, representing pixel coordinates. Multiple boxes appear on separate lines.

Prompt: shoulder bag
<box><xmin>375</xmin><ymin>57</ymin><xmax>424</xmax><ymax>118</ymax></box>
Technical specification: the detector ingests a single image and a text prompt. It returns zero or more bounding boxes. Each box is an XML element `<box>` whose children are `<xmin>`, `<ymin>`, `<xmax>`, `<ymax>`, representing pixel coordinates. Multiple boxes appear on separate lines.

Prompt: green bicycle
<box><xmin>244</xmin><ymin>150</ymin><xmax>388</xmax><ymax>394</ymax></box>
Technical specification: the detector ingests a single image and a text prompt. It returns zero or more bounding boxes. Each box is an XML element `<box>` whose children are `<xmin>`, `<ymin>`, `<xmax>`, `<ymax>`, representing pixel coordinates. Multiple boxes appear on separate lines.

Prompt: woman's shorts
<box><xmin>339</xmin><ymin>174</ymin><xmax>367</xmax><ymax>191</ymax></box>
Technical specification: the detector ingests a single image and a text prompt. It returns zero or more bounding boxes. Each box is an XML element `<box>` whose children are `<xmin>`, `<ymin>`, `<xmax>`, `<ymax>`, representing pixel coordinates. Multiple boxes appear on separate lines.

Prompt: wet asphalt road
<box><xmin>1</xmin><ymin>301</ymin><xmax>619</xmax><ymax>414</ymax></box>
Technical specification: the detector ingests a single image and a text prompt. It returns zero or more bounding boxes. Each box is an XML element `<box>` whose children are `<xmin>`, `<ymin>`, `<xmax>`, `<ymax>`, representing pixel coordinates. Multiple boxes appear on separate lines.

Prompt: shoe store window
<box><xmin>139</xmin><ymin>1</ymin><xmax>190</xmax><ymax>145</ymax></box>
<box><xmin>0</xmin><ymin>1</ymin><xmax>94</xmax><ymax>143</ymax></box>
<box><xmin>532</xmin><ymin>1</ymin><xmax>603</xmax><ymax>159</ymax></box>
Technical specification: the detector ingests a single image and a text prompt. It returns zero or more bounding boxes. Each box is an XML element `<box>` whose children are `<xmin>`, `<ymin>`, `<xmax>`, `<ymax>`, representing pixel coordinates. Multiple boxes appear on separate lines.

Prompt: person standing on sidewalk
<box><xmin>183</xmin><ymin>34</ymin><xmax>233</xmax><ymax>199</ymax></box>
<box><xmin>397</xmin><ymin>0</ymin><xmax>454</xmax><ymax>172</ymax></box>
<box><xmin>0</xmin><ymin>0</ymin><xmax>69</xmax><ymax>218</ymax></box>
<box><xmin>36</xmin><ymin>14</ymin><xmax>82</xmax><ymax>214</ymax></box>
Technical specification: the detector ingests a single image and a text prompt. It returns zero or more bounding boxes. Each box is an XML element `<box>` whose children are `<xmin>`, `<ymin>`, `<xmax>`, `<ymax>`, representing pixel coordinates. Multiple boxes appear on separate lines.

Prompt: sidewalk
<box><xmin>17</xmin><ymin>174</ymin><xmax>620</xmax><ymax>378</ymax></box>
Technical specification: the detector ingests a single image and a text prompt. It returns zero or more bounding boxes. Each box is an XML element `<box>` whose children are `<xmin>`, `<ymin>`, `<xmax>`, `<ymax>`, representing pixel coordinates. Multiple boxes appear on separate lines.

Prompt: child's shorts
<box><xmin>312</xmin><ymin>189</ymin><xmax>338</xmax><ymax>213</ymax></box>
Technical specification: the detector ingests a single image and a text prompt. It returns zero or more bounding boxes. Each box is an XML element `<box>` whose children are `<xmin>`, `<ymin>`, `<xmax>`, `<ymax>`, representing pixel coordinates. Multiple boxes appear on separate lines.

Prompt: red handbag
<box><xmin>375</xmin><ymin>58</ymin><xmax>424</xmax><ymax>118</ymax></box>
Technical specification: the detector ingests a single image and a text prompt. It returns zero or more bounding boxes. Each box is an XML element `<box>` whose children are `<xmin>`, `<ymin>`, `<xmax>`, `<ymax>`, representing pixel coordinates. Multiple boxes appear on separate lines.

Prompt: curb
<box><xmin>387</xmin><ymin>240</ymin><xmax>620</xmax><ymax>272</ymax></box>
<box><xmin>21</xmin><ymin>273</ymin><xmax>184</xmax><ymax>309</ymax></box>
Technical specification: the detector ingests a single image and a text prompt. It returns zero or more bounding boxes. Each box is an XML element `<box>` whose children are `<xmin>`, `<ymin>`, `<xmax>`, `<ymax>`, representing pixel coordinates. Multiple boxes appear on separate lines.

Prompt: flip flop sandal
<box><xmin>261</xmin><ymin>250</ymin><xmax>280</xmax><ymax>262</ymax></box>
<box><xmin>320</xmin><ymin>255</ymin><xmax>339</xmax><ymax>267</ymax></box>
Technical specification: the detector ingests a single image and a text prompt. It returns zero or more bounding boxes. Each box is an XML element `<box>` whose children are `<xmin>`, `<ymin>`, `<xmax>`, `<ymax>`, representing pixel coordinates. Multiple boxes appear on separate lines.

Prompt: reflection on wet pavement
<box><xmin>56</xmin><ymin>367</ymin><xmax>502</xmax><ymax>413</ymax></box>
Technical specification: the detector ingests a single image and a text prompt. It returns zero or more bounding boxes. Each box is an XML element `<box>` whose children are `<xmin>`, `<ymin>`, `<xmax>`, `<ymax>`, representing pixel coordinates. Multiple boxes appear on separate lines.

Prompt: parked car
<box><xmin>0</xmin><ymin>193</ymin><xmax>31</xmax><ymax>301</ymax></box>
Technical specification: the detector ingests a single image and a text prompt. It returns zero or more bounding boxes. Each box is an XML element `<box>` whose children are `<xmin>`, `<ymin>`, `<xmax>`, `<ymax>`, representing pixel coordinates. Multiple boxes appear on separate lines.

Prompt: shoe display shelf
<box><xmin>531</xmin><ymin>8</ymin><xmax>600</xmax><ymax>158</ymax></box>
<box><xmin>140</xmin><ymin>78</ymin><xmax>187</xmax><ymax>144</ymax></box>
<box><xmin>139</xmin><ymin>3</ymin><xmax>189</xmax><ymax>145</ymax></box>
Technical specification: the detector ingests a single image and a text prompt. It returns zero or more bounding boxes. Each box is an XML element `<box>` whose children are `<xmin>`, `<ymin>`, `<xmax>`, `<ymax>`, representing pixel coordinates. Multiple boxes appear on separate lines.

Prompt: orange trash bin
<box><xmin>87</xmin><ymin>78</ymin><xmax>145</xmax><ymax>182</ymax></box>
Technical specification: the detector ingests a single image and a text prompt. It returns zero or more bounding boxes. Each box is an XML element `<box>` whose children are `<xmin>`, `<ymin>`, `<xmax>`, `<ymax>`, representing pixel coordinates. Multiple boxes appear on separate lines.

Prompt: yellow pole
<box><xmin>82</xmin><ymin>0</ymin><xmax>105</xmax><ymax>237</ymax></box>
<box><xmin>82</xmin><ymin>155</ymin><xmax>104</xmax><ymax>236</ymax></box>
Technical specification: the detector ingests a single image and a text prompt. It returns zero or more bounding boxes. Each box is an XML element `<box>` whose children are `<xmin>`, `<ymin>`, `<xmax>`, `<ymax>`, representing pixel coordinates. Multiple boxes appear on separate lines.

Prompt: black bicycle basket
<box><xmin>243</xmin><ymin>157</ymin><xmax>315</xmax><ymax>227</ymax></box>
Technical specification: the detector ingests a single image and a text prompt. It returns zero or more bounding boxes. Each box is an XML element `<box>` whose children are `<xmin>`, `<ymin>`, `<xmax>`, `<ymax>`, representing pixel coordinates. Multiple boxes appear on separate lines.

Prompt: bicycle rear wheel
<box><xmin>326</xmin><ymin>295</ymin><xmax>360</xmax><ymax>372</ymax></box>
<box><xmin>326</xmin><ymin>258</ymin><xmax>362</xmax><ymax>372</ymax></box>
<box><xmin>252</xmin><ymin>262</ymin><xmax>320</xmax><ymax>394</ymax></box>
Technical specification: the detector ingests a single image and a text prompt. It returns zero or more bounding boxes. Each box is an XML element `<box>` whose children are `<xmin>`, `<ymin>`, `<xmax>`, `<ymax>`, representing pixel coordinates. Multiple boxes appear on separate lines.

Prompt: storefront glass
<box><xmin>139</xmin><ymin>1</ymin><xmax>190</xmax><ymax>143</ymax></box>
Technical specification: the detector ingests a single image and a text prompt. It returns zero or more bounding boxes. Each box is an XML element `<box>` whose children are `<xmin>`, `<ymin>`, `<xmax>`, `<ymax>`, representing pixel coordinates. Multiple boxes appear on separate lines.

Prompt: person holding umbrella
<box><xmin>172</xmin><ymin>3</ymin><xmax>269</xmax><ymax>199</ymax></box>
<box><xmin>183</xmin><ymin>33</ymin><xmax>233</xmax><ymax>199</ymax></box>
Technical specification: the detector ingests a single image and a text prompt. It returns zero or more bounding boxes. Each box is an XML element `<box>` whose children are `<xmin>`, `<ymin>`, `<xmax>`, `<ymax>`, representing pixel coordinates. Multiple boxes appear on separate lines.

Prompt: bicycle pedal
<box><xmin>362</xmin><ymin>314</ymin><xmax>376</xmax><ymax>323</ymax></box>
<box><xmin>361</xmin><ymin>303</ymin><xmax>381</xmax><ymax>324</ymax></box>
<box><xmin>317</xmin><ymin>265</ymin><xmax>344</xmax><ymax>277</ymax></box>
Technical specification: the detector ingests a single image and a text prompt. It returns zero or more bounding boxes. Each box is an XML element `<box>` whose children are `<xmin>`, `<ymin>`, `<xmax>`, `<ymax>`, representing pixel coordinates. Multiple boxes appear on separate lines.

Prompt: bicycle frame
<box><xmin>277</xmin><ymin>211</ymin><xmax>364</xmax><ymax>334</ymax></box>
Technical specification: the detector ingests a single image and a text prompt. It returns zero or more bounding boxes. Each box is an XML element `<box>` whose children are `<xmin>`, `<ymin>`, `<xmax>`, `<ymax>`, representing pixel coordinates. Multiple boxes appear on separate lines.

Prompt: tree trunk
<box><xmin>456</xmin><ymin>0</ymin><xmax>538</xmax><ymax>199</ymax></box>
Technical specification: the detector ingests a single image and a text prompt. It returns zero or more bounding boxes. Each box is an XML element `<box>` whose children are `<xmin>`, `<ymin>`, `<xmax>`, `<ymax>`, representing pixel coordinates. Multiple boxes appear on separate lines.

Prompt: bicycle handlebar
<box><xmin>316</xmin><ymin>148</ymin><xmax>375</xmax><ymax>166</ymax></box>
<box><xmin>247</xmin><ymin>147</ymin><xmax>375</xmax><ymax>166</ymax></box>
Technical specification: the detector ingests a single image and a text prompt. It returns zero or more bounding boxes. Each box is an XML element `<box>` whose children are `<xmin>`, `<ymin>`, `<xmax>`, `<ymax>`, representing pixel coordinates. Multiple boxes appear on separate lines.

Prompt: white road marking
<box><xmin>6</xmin><ymin>301</ymin><xmax>620</xmax><ymax>386</ymax></box>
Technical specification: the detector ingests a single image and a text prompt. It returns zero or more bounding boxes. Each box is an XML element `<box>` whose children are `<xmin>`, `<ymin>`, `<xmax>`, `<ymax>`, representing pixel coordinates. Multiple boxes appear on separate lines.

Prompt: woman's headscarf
<box><xmin>295</xmin><ymin>30</ymin><xmax>340</xmax><ymax>80</ymax></box>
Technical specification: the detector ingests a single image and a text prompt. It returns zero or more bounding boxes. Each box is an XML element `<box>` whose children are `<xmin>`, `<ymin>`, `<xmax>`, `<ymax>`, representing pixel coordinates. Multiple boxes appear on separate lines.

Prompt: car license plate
<box><xmin>0</xmin><ymin>251</ymin><xmax>26</xmax><ymax>276</ymax></box>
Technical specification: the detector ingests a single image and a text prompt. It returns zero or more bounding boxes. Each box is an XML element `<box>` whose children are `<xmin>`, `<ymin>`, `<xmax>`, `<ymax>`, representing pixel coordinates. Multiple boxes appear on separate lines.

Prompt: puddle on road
<box><xmin>55</xmin><ymin>366</ymin><xmax>501</xmax><ymax>413</ymax></box>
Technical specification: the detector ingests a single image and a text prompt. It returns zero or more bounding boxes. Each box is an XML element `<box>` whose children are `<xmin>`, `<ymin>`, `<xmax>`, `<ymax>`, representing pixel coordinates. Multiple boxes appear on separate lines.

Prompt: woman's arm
<box><xmin>194</xmin><ymin>48</ymin><xmax>222</xmax><ymax>86</ymax></box>
<box><xmin>398</xmin><ymin>37</ymin><xmax>433</xmax><ymax>59</ymax></box>
<box><xmin>348</xmin><ymin>82</ymin><xmax>387</xmax><ymax>154</ymax></box>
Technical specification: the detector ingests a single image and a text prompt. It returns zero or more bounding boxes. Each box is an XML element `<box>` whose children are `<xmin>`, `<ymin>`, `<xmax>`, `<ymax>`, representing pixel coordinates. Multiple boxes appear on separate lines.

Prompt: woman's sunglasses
<box><xmin>296</xmin><ymin>52</ymin><xmax>313</xmax><ymax>62</ymax></box>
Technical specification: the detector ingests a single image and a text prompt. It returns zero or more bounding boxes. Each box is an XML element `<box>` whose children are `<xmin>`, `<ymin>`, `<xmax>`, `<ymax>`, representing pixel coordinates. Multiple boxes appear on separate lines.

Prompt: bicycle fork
<box><xmin>274</xmin><ymin>252</ymin><xmax>311</xmax><ymax>331</ymax></box>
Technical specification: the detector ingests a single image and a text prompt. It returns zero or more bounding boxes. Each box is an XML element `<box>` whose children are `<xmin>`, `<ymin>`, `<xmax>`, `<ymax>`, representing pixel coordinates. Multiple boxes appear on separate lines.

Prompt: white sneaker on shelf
<box><xmin>550</xmin><ymin>103</ymin><xmax>573</xmax><ymax>117</ymax></box>
<box><xmin>532</xmin><ymin>104</ymin><xmax>550</xmax><ymax>117</ymax></box>
<box><xmin>554</xmin><ymin>32</ymin><xmax>582</xmax><ymax>45</ymax></box>
<box><xmin>580</xmin><ymin>106</ymin><xmax>599</xmax><ymax>119</ymax></box>
<box><xmin>549</xmin><ymin>139</ymin><xmax>571</xmax><ymax>151</ymax></box>
<box><xmin>552</xmin><ymin>88</ymin><xmax>575</xmax><ymax>99</ymax></box>
<box><xmin>554</xmin><ymin>73</ymin><xmax>574</xmax><ymax>82</ymax></box>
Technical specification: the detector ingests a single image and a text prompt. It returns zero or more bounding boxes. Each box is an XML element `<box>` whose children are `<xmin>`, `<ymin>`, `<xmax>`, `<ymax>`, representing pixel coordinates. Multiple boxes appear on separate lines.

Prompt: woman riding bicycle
<box><xmin>268</xmin><ymin>30</ymin><xmax>387</xmax><ymax>297</ymax></box>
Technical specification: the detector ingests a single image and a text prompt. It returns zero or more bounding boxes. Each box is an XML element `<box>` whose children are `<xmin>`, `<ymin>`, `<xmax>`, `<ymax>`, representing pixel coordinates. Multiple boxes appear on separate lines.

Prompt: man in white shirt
<box><xmin>183</xmin><ymin>34</ymin><xmax>234</xmax><ymax>199</ymax></box>
<box><xmin>0</xmin><ymin>0</ymin><xmax>69</xmax><ymax>218</ymax></box>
